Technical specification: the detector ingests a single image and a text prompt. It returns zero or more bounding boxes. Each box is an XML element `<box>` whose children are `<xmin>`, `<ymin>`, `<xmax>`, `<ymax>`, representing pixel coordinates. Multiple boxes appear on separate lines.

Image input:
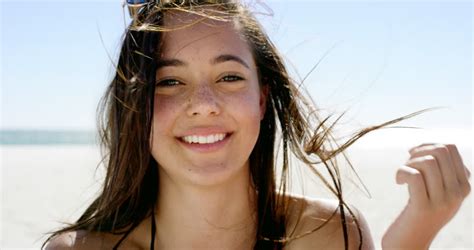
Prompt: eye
<box><xmin>219</xmin><ymin>75</ymin><xmax>244</xmax><ymax>83</ymax></box>
<box><xmin>155</xmin><ymin>79</ymin><xmax>181</xmax><ymax>87</ymax></box>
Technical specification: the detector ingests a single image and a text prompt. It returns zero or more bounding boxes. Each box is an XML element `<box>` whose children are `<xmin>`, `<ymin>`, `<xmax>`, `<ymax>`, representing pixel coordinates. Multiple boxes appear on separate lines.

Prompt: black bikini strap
<box><xmin>112</xmin><ymin>225</ymin><xmax>135</xmax><ymax>250</ymax></box>
<box><xmin>150</xmin><ymin>210</ymin><xmax>157</xmax><ymax>250</ymax></box>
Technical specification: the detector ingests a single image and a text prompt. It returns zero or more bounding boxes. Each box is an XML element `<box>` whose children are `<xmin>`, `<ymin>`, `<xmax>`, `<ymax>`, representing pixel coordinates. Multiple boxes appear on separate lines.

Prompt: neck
<box><xmin>155</xmin><ymin>166</ymin><xmax>257</xmax><ymax>249</ymax></box>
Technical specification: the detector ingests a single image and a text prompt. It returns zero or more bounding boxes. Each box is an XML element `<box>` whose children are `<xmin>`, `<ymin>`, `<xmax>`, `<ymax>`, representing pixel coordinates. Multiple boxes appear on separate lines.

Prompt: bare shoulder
<box><xmin>283</xmin><ymin>194</ymin><xmax>374</xmax><ymax>250</ymax></box>
<box><xmin>44</xmin><ymin>230</ymin><xmax>129</xmax><ymax>250</ymax></box>
<box><xmin>44</xmin><ymin>231</ymin><xmax>76</xmax><ymax>249</ymax></box>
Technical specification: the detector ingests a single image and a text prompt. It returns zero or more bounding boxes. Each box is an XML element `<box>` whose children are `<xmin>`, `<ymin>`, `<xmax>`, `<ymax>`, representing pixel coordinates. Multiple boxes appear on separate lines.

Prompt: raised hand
<box><xmin>381</xmin><ymin>143</ymin><xmax>471</xmax><ymax>249</ymax></box>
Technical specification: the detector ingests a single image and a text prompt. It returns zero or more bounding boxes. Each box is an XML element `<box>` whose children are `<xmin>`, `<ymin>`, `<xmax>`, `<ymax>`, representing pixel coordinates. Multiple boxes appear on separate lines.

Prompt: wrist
<box><xmin>382</xmin><ymin>212</ymin><xmax>439</xmax><ymax>249</ymax></box>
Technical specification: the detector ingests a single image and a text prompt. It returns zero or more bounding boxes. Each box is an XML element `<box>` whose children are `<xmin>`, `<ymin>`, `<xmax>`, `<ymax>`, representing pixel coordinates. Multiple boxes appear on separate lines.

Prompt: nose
<box><xmin>186</xmin><ymin>85</ymin><xmax>221</xmax><ymax>117</ymax></box>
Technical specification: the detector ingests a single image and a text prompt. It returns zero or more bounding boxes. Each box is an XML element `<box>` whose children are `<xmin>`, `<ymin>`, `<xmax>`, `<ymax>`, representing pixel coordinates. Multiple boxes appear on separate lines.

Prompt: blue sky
<box><xmin>1</xmin><ymin>1</ymin><xmax>472</xmax><ymax>131</ymax></box>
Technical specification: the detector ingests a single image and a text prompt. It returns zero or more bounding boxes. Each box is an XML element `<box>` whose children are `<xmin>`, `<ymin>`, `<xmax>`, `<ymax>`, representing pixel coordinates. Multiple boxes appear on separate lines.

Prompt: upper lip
<box><xmin>176</xmin><ymin>126</ymin><xmax>233</xmax><ymax>138</ymax></box>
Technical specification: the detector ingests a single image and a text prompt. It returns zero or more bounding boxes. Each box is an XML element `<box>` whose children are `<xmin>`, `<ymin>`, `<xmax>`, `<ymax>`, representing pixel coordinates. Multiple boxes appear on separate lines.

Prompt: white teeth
<box><xmin>199</xmin><ymin>136</ymin><xmax>206</xmax><ymax>144</ymax></box>
<box><xmin>182</xmin><ymin>133</ymin><xmax>227</xmax><ymax>144</ymax></box>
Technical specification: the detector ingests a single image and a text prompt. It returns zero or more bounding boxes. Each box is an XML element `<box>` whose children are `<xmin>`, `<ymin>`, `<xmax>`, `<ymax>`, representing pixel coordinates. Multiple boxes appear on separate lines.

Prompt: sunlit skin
<box><xmin>150</xmin><ymin>15</ymin><xmax>265</xmax><ymax>188</ymax></box>
<box><xmin>148</xmin><ymin>10</ymin><xmax>265</xmax><ymax>249</ymax></box>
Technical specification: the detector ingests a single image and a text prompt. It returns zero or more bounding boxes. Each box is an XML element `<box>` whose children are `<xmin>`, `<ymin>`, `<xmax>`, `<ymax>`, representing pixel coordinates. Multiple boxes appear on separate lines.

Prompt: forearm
<box><xmin>381</xmin><ymin>213</ymin><xmax>437</xmax><ymax>250</ymax></box>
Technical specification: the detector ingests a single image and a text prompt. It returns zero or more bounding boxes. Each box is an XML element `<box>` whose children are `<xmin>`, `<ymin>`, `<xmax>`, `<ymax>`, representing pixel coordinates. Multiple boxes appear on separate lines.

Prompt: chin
<box><xmin>189</xmin><ymin>162</ymin><xmax>249</xmax><ymax>187</ymax></box>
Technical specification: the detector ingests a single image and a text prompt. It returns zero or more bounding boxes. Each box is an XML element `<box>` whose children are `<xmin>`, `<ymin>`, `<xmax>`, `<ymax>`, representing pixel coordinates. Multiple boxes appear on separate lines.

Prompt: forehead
<box><xmin>159</xmin><ymin>10</ymin><xmax>253</xmax><ymax>62</ymax></box>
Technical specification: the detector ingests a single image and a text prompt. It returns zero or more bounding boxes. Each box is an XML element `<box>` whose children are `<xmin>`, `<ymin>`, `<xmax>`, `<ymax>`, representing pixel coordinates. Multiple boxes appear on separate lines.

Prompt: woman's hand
<box><xmin>381</xmin><ymin>143</ymin><xmax>471</xmax><ymax>249</ymax></box>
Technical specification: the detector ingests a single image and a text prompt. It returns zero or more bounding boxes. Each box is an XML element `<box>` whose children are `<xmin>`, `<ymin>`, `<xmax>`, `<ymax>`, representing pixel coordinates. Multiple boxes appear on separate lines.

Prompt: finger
<box><xmin>396</xmin><ymin>165</ymin><xmax>429</xmax><ymax>206</ymax></box>
<box><xmin>405</xmin><ymin>155</ymin><xmax>444</xmax><ymax>204</ymax></box>
<box><xmin>408</xmin><ymin>143</ymin><xmax>437</xmax><ymax>154</ymax></box>
<box><xmin>409</xmin><ymin>144</ymin><xmax>459</xmax><ymax>194</ymax></box>
<box><xmin>446</xmin><ymin>144</ymin><xmax>471</xmax><ymax>197</ymax></box>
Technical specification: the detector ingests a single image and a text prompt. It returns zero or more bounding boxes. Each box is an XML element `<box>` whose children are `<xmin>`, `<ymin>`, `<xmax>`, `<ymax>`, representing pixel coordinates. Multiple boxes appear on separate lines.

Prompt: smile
<box><xmin>181</xmin><ymin>133</ymin><xmax>227</xmax><ymax>144</ymax></box>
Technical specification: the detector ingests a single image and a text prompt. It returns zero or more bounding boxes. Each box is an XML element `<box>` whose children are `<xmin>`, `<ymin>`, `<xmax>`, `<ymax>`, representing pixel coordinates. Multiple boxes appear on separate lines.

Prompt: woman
<box><xmin>43</xmin><ymin>1</ymin><xmax>470</xmax><ymax>249</ymax></box>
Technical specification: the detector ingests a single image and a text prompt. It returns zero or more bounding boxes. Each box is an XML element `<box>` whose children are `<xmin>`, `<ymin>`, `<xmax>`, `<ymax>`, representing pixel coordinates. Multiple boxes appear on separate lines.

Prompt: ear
<box><xmin>259</xmin><ymin>84</ymin><xmax>269</xmax><ymax>120</ymax></box>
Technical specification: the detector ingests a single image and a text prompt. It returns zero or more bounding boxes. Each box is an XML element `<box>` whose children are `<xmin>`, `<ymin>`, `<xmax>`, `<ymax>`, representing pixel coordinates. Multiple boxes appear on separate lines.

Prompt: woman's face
<box><xmin>150</xmin><ymin>11</ymin><xmax>266</xmax><ymax>187</ymax></box>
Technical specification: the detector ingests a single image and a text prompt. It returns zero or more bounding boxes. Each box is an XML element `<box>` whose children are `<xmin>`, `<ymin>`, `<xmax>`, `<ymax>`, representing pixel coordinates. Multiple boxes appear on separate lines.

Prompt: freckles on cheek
<box><xmin>234</xmin><ymin>92</ymin><xmax>261</xmax><ymax>117</ymax></box>
<box><xmin>153</xmin><ymin>96</ymin><xmax>181</xmax><ymax>120</ymax></box>
<box><xmin>152</xmin><ymin>97</ymin><xmax>185</xmax><ymax>142</ymax></box>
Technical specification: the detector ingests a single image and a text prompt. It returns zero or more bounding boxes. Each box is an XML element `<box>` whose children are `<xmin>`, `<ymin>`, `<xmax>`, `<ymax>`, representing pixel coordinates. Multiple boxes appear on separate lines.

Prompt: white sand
<box><xmin>1</xmin><ymin>141</ymin><xmax>472</xmax><ymax>249</ymax></box>
<box><xmin>1</xmin><ymin>146</ymin><xmax>104</xmax><ymax>249</ymax></box>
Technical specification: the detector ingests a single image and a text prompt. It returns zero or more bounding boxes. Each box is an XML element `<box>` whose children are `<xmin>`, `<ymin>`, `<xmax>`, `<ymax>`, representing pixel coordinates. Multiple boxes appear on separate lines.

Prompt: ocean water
<box><xmin>0</xmin><ymin>130</ymin><xmax>97</xmax><ymax>145</ymax></box>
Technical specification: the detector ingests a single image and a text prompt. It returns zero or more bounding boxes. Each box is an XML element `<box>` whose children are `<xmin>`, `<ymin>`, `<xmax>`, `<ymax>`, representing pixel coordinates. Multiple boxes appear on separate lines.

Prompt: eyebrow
<box><xmin>212</xmin><ymin>54</ymin><xmax>250</xmax><ymax>69</ymax></box>
<box><xmin>156</xmin><ymin>54</ymin><xmax>250</xmax><ymax>70</ymax></box>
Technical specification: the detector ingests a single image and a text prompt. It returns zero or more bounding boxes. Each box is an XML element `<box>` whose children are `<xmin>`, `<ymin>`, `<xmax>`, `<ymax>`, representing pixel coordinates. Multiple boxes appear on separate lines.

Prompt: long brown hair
<box><xmin>42</xmin><ymin>1</ymin><xmax>431</xmax><ymax>249</ymax></box>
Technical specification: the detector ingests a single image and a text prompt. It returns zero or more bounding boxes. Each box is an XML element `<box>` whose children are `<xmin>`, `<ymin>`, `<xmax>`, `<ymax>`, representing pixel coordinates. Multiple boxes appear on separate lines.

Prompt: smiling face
<box><xmin>150</xmin><ymin>10</ymin><xmax>267</xmax><ymax>187</ymax></box>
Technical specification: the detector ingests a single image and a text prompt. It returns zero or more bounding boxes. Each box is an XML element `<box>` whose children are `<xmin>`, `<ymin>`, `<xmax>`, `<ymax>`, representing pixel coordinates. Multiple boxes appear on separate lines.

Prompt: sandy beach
<box><xmin>1</xmin><ymin>135</ymin><xmax>472</xmax><ymax>249</ymax></box>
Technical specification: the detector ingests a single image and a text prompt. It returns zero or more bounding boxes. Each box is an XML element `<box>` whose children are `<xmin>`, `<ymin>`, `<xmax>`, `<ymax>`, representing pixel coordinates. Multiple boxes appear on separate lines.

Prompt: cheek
<box><xmin>236</xmin><ymin>88</ymin><xmax>262</xmax><ymax>117</ymax></box>
<box><xmin>230</xmin><ymin>91</ymin><xmax>262</xmax><ymax>131</ymax></box>
<box><xmin>152</xmin><ymin>96</ymin><xmax>183</xmax><ymax>128</ymax></box>
<box><xmin>150</xmin><ymin>96</ymin><xmax>183</xmax><ymax>154</ymax></box>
